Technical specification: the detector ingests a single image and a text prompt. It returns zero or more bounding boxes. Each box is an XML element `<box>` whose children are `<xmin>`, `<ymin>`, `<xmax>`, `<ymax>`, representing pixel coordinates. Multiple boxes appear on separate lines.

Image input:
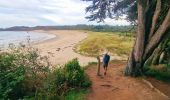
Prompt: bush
<box><xmin>38</xmin><ymin>58</ymin><xmax>91</xmax><ymax>99</ymax></box>
<box><xmin>64</xmin><ymin>59</ymin><xmax>91</xmax><ymax>88</ymax></box>
<box><xmin>0</xmin><ymin>45</ymin><xmax>91</xmax><ymax>99</ymax></box>
<box><xmin>145</xmin><ymin>65</ymin><xmax>170</xmax><ymax>83</ymax></box>
<box><xmin>0</xmin><ymin>45</ymin><xmax>50</xmax><ymax>99</ymax></box>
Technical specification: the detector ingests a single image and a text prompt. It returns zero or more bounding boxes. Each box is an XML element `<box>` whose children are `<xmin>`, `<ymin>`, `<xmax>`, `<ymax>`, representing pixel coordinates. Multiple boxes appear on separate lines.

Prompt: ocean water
<box><xmin>0</xmin><ymin>31</ymin><xmax>56</xmax><ymax>49</ymax></box>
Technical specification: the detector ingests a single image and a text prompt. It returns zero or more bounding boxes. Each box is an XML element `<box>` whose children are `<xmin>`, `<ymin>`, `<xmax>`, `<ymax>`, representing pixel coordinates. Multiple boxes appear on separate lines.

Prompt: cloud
<box><xmin>0</xmin><ymin>14</ymin><xmax>51</xmax><ymax>27</ymax></box>
<box><xmin>0</xmin><ymin>0</ymin><xmax>130</xmax><ymax>28</ymax></box>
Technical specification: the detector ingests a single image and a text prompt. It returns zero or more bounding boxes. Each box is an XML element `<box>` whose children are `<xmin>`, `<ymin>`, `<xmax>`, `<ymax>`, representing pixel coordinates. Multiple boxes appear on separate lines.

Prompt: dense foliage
<box><xmin>0</xmin><ymin>46</ymin><xmax>91</xmax><ymax>99</ymax></box>
<box><xmin>0</xmin><ymin>46</ymin><xmax>50</xmax><ymax>99</ymax></box>
<box><xmin>38</xmin><ymin>58</ymin><xmax>91</xmax><ymax>99</ymax></box>
<box><xmin>82</xmin><ymin>0</ymin><xmax>137</xmax><ymax>23</ymax></box>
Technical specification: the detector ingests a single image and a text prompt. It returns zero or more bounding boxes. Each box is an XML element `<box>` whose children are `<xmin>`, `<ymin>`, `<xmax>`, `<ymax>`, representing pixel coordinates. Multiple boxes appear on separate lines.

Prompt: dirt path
<box><xmin>86</xmin><ymin>61</ymin><xmax>169</xmax><ymax>100</ymax></box>
<box><xmin>147</xmin><ymin>78</ymin><xmax>170</xmax><ymax>97</ymax></box>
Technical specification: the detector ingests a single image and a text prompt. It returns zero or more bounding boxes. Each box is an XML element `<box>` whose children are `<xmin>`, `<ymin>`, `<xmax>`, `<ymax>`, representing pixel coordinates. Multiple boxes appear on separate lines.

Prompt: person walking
<box><xmin>103</xmin><ymin>51</ymin><xmax>110</xmax><ymax>75</ymax></box>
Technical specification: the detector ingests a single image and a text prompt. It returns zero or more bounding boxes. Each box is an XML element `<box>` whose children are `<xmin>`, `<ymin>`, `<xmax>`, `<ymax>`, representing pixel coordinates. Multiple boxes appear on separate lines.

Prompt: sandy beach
<box><xmin>33</xmin><ymin>30</ymin><xmax>96</xmax><ymax>66</ymax></box>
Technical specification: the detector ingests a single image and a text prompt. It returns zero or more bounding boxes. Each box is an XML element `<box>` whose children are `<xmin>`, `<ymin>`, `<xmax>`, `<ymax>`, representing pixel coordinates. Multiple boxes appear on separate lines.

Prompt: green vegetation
<box><xmin>0</xmin><ymin>46</ymin><xmax>49</xmax><ymax>99</ymax></box>
<box><xmin>90</xmin><ymin>25</ymin><xmax>135</xmax><ymax>33</ymax></box>
<box><xmin>0</xmin><ymin>46</ymin><xmax>91</xmax><ymax>100</ymax></box>
<box><xmin>39</xmin><ymin>58</ymin><xmax>91</xmax><ymax>99</ymax></box>
<box><xmin>145</xmin><ymin>64</ymin><xmax>170</xmax><ymax>83</ymax></box>
<box><xmin>75</xmin><ymin>31</ymin><xmax>133</xmax><ymax>57</ymax></box>
<box><xmin>144</xmin><ymin>44</ymin><xmax>170</xmax><ymax>83</ymax></box>
<box><xmin>65</xmin><ymin>89</ymin><xmax>88</xmax><ymax>100</ymax></box>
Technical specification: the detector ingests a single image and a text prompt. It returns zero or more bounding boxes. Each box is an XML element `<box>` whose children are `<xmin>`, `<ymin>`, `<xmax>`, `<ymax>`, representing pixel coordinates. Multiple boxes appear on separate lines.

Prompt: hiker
<box><xmin>103</xmin><ymin>51</ymin><xmax>110</xmax><ymax>75</ymax></box>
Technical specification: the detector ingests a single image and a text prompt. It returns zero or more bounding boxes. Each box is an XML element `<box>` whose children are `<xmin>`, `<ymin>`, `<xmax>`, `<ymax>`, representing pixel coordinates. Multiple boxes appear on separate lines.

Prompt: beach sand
<box><xmin>33</xmin><ymin>30</ymin><xmax>96</xmax><ymax>66</ymax></box>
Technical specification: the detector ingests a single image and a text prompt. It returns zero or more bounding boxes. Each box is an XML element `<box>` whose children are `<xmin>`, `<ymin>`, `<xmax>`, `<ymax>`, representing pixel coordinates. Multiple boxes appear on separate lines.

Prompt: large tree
<box><xmin>82</xmin><ymin>0</ymin><xmax>170</xmax><ymax>76</ymax></box>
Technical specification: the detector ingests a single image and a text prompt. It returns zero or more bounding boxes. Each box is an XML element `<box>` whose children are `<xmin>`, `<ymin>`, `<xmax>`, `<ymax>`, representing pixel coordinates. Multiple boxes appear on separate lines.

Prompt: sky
<box><xmin>0</xmin><ymin>0</ymin><xmax>130</xmax><ymax>28</ymax></box>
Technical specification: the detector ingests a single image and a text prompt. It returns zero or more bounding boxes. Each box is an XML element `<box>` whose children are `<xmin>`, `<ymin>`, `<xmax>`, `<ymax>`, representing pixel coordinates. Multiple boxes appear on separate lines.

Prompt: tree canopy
<box><xmin>83</xmin><ymin>0</ymin><xmax>137</xmax><ymax>23</ymax></box>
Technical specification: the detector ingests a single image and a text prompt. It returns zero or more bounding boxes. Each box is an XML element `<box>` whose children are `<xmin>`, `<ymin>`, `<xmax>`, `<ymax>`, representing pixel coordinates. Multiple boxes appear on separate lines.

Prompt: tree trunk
<box><xmin>124</xmin><ymin>0</ymin><xmax>170</xmax><ymax>76</ymax></box>
<box><xmin>159</xmin><ymin>52</ymin><xmax>165</xmax><ymax>64</ymax></box>
<box><xmin>149</xmin><ymin>0</ymin><xmax>161</xmax><ymax>40</ymax></box>
<box><xmin>145</xmin><ymin>47</ymin><xmax>162</xmax><ymax>65</ymax></box>
<box><xmin>151</xmin><ymin>51</ymin><xmax>162</xmax><ymax>65</ymax></box>
<box><xmin>124</xmin><ymin>49</ymin><xmax>145</xmax><ymax>76</ymax></box>
<box><xmin>124</xmin><ymin>0</ymin><xmax>146</xmax><ymax>76</ymax></box>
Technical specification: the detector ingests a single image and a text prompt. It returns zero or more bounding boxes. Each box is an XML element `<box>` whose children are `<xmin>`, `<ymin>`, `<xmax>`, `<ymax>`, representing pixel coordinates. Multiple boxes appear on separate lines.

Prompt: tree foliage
<box><xmin>83</xmin><ymin>0</ymin><xmax>137</xmax><ymax>23</ymax></box>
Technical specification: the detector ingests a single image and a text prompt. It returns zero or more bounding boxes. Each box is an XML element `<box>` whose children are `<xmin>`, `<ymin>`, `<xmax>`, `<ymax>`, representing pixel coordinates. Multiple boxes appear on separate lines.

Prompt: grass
<box><xmin>74</xmin><ymin>31</ymin><xmax>134</xmax><ymax>57</ymax></box>
<box><xmin>65</xmin><ymin>89</ymin><xmax>89</xmax><ymax>100</ymax></box>
<box><xmin>145</xmin><ymin>64</ymin><xmax>170</xmax><ymax>83</ymax></box>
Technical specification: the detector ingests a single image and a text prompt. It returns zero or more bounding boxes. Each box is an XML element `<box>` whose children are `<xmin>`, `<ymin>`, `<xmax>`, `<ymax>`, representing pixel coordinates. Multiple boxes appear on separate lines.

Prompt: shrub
<box><xmin>38</xmin><ymin>58</ymin><xmax>91</xmax><ymax>99</ymax></box>
<box><xmin>64</xmin><ymin>59</ymin><xmax>86</xmax><ymax>87</ymax></box>
<box><xmin>0</xmin><ymin>45</ymin><xmax>91</xmax><ymax>99</ymax></box>
<box><xmin>64</xmin><ymin>59</ymin><xmax>91</xmax><ymax>88</ymax></box>
<box><xmin>145</xmin><ymin>65</ymin><xmax>170</xmax><ymax>83</ymax></box>
<box><xmin>0</xmin><ymin>45</ymin><xmax>50</xmax><ymax>99</ymax></box>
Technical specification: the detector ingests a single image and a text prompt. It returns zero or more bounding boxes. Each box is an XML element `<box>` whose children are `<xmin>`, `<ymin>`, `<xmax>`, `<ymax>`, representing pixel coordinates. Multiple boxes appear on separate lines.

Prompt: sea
<box><xmin>0</xmin><ymin>31</ymin><xmax>56</xmax><ymax>49</ymax></box>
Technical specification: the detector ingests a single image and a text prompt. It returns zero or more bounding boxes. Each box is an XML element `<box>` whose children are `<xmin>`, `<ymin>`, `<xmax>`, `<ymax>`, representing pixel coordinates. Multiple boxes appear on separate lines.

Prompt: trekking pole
<box><xmin>97</xmin><ymin>56</ymin><xmax>101</xmax><ymax>76</ymax></box>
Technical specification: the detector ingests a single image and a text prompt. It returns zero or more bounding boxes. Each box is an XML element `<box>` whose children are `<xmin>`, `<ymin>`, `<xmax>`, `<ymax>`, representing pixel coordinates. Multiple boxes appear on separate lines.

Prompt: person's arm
<box><xmin>108</xmin><ymin>55</ymin><xmax>110</xmax><ymax>62</ymax></box>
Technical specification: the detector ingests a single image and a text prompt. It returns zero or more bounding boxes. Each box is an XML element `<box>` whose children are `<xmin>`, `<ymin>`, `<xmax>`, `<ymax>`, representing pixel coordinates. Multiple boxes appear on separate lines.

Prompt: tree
<box><xmin>82</xmin><ymin>0</ymin><xmax>170</xmax><ymax>76</ymax></box>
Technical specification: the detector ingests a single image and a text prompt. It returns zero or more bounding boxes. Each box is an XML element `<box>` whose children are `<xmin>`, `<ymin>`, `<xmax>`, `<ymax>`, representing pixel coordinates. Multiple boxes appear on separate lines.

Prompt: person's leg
<box><xmin>103</xmin><ymin>64</ymin><xmax>106</xmax><ymax>70</ymax></box>
<box><xmin>103</xmin><ymin>65</ymin><xmax>106</xmax><ymax>75</ymax></box>
<box><xmin>105</xmin><ymin>64</ymin><xmax>108</xmax><ymax>75</ymax></box>
<box><xmin>104</xmin><ymin>69</ymin><xmax>106</xmax><ymax>75</ymax></box>
<box><xmin>105</xmin><ymin>67</ymin><xmax>107</xmax><ymax>75</ymax></box>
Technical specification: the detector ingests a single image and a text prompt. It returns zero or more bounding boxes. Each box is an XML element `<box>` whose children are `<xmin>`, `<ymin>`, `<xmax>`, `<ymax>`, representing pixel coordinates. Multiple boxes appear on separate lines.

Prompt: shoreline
<box><xmin>31</xmin><ymin>30</ymin><xmax>59</xmax><ymax>45</ymax></box>
<box><xmin>0</xmin><ymin>30</ymin><xmax>56</xmax><ymax>49</ymax></box>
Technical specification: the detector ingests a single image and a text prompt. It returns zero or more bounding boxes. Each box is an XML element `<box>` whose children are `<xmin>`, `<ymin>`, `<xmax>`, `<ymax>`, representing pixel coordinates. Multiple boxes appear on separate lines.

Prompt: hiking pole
<box><xmin>97</xmin><ymin>56</ymin><xmax>101</xmax><ymax>76</ymax></box>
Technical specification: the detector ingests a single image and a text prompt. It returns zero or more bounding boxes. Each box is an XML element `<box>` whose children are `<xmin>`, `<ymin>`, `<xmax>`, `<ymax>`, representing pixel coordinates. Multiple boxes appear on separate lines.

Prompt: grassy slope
<box><xmin>75</xmin><ymin>31</ymin><xmax>134</xmax><ymax>57</ymax></box>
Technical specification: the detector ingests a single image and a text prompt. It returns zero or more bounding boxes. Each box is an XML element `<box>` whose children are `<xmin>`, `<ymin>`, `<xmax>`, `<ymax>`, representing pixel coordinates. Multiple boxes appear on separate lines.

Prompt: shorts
<box><xmin>103</xmin><ymin>63</ymin><xmax>108</xmax><ymax>68</ymax></box>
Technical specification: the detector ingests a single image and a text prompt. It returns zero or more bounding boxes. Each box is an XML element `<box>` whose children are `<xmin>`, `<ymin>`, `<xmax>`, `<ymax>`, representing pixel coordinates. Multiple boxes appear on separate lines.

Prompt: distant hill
<box><xmin>0</xmin><ymin>26</ymin><xmax>58</xmax><ymax>31</ymax></box>
<box><xmin>0</xmin><ymin>25</ymin><xmax>135</xmax><ymax>32</ymax></box>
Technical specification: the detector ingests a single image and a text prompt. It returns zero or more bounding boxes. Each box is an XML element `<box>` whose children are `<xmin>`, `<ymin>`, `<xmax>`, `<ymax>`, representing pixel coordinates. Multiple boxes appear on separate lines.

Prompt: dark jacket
<box><xmin>103</xmin><ymin>54</ymin><xmax>110</xmax><ymax>65</ymax></box>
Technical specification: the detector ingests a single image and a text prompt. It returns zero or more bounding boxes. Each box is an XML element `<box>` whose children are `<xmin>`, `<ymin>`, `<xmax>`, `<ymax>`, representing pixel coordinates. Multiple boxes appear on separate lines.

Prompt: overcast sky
<box><xmin>0</xmin><ymin>0</ymin><xmax>130</xmax><ymax>28</ymax></box>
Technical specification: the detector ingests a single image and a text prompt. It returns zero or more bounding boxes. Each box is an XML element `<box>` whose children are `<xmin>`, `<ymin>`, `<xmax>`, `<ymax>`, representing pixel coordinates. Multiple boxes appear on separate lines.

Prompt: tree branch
<box><xmin>145</xmin><ymin>0</ymin><xmax>150</xmax><ymax>13</ymax></box>
<box><xmin>149</xmin><ymin>0</ymin><xmax>161</xmax><ymax>40</ymax></box>
<box><xmin>143</xmin><ymin>8</ymin><xmax>170</xmax><ymax>61</ymax></box>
